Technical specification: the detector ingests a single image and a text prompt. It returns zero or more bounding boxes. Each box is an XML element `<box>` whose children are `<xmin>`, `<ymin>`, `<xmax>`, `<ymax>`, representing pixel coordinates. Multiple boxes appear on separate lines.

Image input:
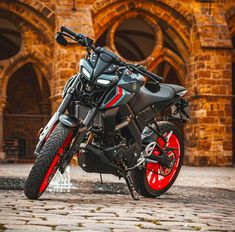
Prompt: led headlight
<box><xmin>97</xmin><ymin>79</ymin><xmax>110</xmax><ymax>85</ymax></box>
<box><xmin>82</xmin><ymin>67</ymin><xmax>91</xmax><ymax>80</ymax></box>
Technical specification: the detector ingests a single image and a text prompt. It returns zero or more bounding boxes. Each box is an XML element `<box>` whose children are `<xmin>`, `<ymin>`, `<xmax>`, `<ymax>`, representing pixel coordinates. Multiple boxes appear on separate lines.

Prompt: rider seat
<box><xmin>129</xmin><ymin>83</ymin><xmax>186</xmax><ymax>114</ymax></box>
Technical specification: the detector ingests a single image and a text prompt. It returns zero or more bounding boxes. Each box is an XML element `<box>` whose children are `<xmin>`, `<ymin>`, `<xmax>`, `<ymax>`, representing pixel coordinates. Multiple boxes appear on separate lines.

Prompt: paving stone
<box><xmin>0</xmin><ymin>219</ymin><xmax>26</xmax><ymax>225</ymax></box>
<box><xmin>0</xmin><ymin>185</ymin><xmax>234</xmax><ymax>231</ymax></box>
<box><xmin>4</xmin><ymin>224</ymin><xmax>53</xmax><ymax>231</ymax></box>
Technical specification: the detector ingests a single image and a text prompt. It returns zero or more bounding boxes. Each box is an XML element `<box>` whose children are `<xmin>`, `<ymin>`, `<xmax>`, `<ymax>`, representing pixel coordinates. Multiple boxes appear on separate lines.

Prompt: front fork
<box><xmin>34</xmin><ymin>73</ymin><xmax>98</xmax><ymax>173</ymax></box>
<box><xmin>34</xmin><ymin>74</ymin><xmax>81</xmax><ymax>156</ymax></box>
<box><xmin>59</xmin><ymin>107</ymin><xmax>98</xmax><ymax>173</ymax></box>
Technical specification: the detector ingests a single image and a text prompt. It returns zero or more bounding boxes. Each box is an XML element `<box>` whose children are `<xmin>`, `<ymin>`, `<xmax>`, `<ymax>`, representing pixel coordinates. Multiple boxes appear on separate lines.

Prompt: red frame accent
<box><xmin>145</xmin><ymin>133</ymin><xmax>181</xmax><ymax>191</ymax></box>
<box><xmin>39</xmin><ymin>131</ymin><xmax>73</xmax><ymax>194</ymax></box>
<box><xmin>105</xmin><ymin>86</ymin><xmax>123</xmax><ymax>108</ymax></box>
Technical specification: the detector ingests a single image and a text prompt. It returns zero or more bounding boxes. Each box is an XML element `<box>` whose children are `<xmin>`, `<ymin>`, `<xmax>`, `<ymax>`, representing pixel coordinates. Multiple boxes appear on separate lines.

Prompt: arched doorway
<box><xmin>3</xmin><ymin>63</ymin><xmax>51</xmax><ymax>162</ymax></box>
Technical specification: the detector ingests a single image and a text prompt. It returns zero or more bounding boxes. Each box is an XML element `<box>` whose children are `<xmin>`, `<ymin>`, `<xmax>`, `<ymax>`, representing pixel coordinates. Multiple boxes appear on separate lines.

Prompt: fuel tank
<box><xmin>100</xmin><ymin>69</ymin><xmax>145</xmax><ymax>110</ymax></box>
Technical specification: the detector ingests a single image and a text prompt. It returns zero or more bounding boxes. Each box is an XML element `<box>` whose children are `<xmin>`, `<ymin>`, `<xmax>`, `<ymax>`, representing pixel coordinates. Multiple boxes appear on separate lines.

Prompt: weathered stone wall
<box><xmin>184</xmin><ymin>2</ymin><xmax>233</xmax><ymax>166</ymax></box>
<box><xmin>0</xmin><ymin>0</ymin><xmax>234</xmax><ymax>165</ymax></box>
<box><xmin>51</xmin><ymin>0</ymin><xmax>95</xmax><ymax>112</ymax></box>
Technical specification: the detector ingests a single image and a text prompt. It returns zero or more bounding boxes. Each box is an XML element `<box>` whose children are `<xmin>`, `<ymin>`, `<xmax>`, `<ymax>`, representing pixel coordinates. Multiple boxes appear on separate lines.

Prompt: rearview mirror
<box><xmin>55</xmin><ymin>32</ymin><xmax>67</xmax><ymax>46</ymax></box>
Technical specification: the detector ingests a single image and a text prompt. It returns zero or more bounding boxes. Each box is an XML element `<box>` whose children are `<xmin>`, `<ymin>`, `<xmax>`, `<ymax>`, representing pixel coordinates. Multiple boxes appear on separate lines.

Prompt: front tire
<box><xmin>24</xmin><ymin>123</ymin><xmax>73</xmax><ymax>199</ymax></box>
<box><xmin>132</xmin><ymin>121</ymin><xmax>184</xmax><ymax>198</ymax></box>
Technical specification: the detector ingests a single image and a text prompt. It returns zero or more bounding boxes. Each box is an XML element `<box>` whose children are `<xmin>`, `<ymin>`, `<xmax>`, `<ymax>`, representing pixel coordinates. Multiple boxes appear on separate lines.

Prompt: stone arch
<box><xmin>3</xmin><ymin>62</ymin><xmax>51</xmax><ymax>160</ymax></box>
<box><xmin>1</xmin><ymin>52</ymin><xmax>52</xmax><ymax>99</ymax></box>
<box><xmin>92</xmin><ymin>0</ymin><xmax>192</xmax><ymax>52</ymax></box>
<box><xmin>92</xmin><ymin>0</ymin><xmax>192</xmax><ymax>24</ymax></box>
<box><xmin>0</xmin><ymin>0</ymin><xmax>53</xmax><ymax>43</ymax></box>
<box><xmin>92</xmin><ymin>1</ymin><xmax>192</xmax><ymax>72</ymax></box>
<box><xmin>16</xmin><ymin>0</ymin><xmax>55</xmax><ymax>25</ymax></box>
<box><xmin>155</xmin><ymin>61</ymin><xmax>182</xmax><ymax>85</ymax></box>
<box><xmin>150</xmin><ymin>48</ymin><xmax>186</xmax><ymax>86</ymax></box>
<box><xmin>106</xmin><ymin>10</ymin><xmax>163</xmax><ymax>63</ymax></box>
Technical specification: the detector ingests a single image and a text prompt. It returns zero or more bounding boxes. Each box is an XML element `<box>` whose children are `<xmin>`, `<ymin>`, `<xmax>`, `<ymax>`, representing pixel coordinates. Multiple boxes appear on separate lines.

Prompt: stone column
<box><xmin>184</xmin><ymin>3</ymin><xmax>233</xmax><ymax>166</ymax></box>
<box><xmin>51</xmin><ymin>2</ymin><xmax>95</xmax><ymax>112</ymax></box>
<box><xmin>0</xmin><ymin>97</ymin><xmax>6</xmax><ymax>160</ymax></box>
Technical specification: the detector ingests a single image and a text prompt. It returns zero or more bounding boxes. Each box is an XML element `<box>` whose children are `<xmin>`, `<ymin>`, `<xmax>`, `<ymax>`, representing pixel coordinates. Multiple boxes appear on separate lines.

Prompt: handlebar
<box><xmin>61</xmin><ymin>26</ymin><xmax>77</xmax><ymax>37</ymax></box>
<box><xmin>59</xmin><ymin>26</ymin><xmax>163</xmax><ymax>82</ymax></box>
<box><xmin>117</xmin><ymin>62</ymin><xmax>163</xmax><ymax>82</ymax></box>
<box><xmin>60</xmin><ymin>26</ymin><xmax>93</xmax><ymax>47</ymax></box>
<box><xmin>136</xmin><ymin>65</ymin><xmax>163</xmax><ymax>82</ymax></box>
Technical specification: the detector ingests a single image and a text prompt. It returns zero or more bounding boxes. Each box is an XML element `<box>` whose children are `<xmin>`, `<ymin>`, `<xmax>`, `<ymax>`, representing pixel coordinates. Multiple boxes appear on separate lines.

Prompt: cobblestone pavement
<box><xmin>0</xmin><ymin>165</ymin><xmax>235</xmax><ymax>190</ymax></box>
<box><xmin>0</xmin><ymin>184</ymin><xmax>235</xmax><ymax>232</ymax></box>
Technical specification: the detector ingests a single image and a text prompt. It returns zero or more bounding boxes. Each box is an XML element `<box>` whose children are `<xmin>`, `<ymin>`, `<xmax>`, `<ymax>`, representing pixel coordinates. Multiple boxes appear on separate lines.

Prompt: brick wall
<box><xmin>0</xmin><ymin>0</ymin><xmax>234</xmax><ymax>165</ymax></box>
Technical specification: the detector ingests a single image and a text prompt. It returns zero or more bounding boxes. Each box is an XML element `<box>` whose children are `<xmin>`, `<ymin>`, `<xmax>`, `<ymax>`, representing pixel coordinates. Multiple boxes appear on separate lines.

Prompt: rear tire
<box><xmin>24</xmin><ymin>123</ymin><xmax>73</xmax><ymax>199</ymax></box>
<box><xmin>132</xmin><ymin>121</ymin><xmax>184</xmax><ymax>198</ymax></box>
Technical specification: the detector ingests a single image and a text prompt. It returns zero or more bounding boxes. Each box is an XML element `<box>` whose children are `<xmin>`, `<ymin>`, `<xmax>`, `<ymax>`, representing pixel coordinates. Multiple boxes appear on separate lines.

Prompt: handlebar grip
<box><xmin>60</xmin><ymin>26</ymin><xmax>77</xmax><ymax>37</ymax></box>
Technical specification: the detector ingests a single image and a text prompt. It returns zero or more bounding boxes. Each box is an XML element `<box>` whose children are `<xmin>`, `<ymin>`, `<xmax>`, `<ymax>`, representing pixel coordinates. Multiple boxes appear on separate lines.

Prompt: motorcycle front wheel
<box><xmin>24</xmin><ymin>123</ymin><xmax>73</xmax><ymax>199</ymax></box>
<box><xmin>132</xmin><ymin>121</ymin><xmax>184</xmax><ymax>198</ymax></box>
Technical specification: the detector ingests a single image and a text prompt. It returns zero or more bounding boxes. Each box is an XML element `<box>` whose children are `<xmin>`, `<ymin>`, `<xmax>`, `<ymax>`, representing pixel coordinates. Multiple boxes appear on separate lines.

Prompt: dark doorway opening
<box><xmin>3</xmin><ymin>63</ymin><xmax>51</xmax><ymax>162</ymax></box>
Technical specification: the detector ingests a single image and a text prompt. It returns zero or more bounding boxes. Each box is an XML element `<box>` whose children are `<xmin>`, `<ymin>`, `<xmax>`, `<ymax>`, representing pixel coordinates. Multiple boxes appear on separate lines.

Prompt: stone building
<box><xmin>0</xmin><ymin>0</ymin><xmax>234</xmax><ymax>166</ymax></box>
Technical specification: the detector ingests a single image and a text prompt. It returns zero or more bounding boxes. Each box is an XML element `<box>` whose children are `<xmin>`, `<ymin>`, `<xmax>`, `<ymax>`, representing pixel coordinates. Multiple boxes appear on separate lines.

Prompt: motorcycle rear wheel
<box><xmin>132</xmin><ymin>121</ymin><xmax>184</xmax><ymax>198</ymax></box>
<box><xmin>24</xmin><ymin>123</ymin><xmax>73</xmax><ymax>199</ymax></box>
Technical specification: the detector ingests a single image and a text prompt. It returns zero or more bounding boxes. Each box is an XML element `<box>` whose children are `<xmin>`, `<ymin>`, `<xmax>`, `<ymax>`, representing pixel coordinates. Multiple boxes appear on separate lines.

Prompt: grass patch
<box><xmin>135</xmin><ymin>223</ymin><xmax>143</xmax><ymax>228</ymax></box>
<box><xmin>186</xmin><ymin>219</ymin><xmax>194</xmax><ymax>223</ymax></box>
<box><xmin>192</xmin><ymin>225</ymin><xmax>201</xmax><ymax>231</ymax></box>
<box><xmin>51</xmin><ymin>225</ymin><xmax>56</xmax><ymax>231</ymax></box>
<box><xmin>140</xmin><ymin>218</ymin><xmax>162</xmax><ymax>225</ymax></box>
<box><xmin>78</xmin><ymin>223</ymin><xmax>84</xmax><ymax>227</ymax></box>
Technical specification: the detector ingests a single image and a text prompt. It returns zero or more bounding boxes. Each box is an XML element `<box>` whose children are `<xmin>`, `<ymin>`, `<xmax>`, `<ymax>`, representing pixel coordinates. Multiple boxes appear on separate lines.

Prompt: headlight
<box><xmin>97</xmin><ymin>79</ymin><xmax>110</xmax><ymax>85</ymax></box>
<box><xmin>82</xmin><ymin>67</ymin><xmax>91</xmax><ymax>80</ymax></box>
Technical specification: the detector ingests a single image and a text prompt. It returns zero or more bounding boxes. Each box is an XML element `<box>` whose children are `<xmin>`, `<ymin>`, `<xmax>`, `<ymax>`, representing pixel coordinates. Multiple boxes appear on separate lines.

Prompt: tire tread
<box><xmin>24</xmin><ymin>123</ymin><xmax>71</xmax><ymax>199</ymax></box>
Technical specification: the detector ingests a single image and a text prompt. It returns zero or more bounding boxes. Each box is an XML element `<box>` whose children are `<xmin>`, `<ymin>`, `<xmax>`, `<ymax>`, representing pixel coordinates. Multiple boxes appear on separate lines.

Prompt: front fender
<box><xmin>59</xmin><ymin>114</ymin><xmax>79</xmax><ymax>128</ymax></box>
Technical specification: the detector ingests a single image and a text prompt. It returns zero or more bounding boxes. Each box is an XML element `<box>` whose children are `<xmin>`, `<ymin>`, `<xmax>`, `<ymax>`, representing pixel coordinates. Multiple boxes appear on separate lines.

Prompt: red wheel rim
<box><xmin>145</xmin><ymin>132</ymin><xmax>180</xmax><ymax>191</ymax></box>
<box><xmin>39</xmin><ymin>132</ymin><xmax>73</xmax><ymax>194</ymax></box>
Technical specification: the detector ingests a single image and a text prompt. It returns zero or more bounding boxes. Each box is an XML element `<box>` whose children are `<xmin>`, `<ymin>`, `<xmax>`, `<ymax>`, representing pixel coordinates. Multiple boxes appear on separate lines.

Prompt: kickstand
<box><xmin>124</xmin><ymin>172</ymin><xmax>140</xmax><ymax>201</ymax></box>
<box><xmin>99</xmin><ymin>173</ymin><xmax>103</xmax><ymax>184</ymax></box>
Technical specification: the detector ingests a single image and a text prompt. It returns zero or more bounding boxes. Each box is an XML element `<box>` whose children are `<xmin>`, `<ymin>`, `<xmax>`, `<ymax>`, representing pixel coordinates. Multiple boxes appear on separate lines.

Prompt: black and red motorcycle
<box><xmin>24</xmin><ymin>26</ymin><xmax>189</xmax><ymax>200</ymax></box>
